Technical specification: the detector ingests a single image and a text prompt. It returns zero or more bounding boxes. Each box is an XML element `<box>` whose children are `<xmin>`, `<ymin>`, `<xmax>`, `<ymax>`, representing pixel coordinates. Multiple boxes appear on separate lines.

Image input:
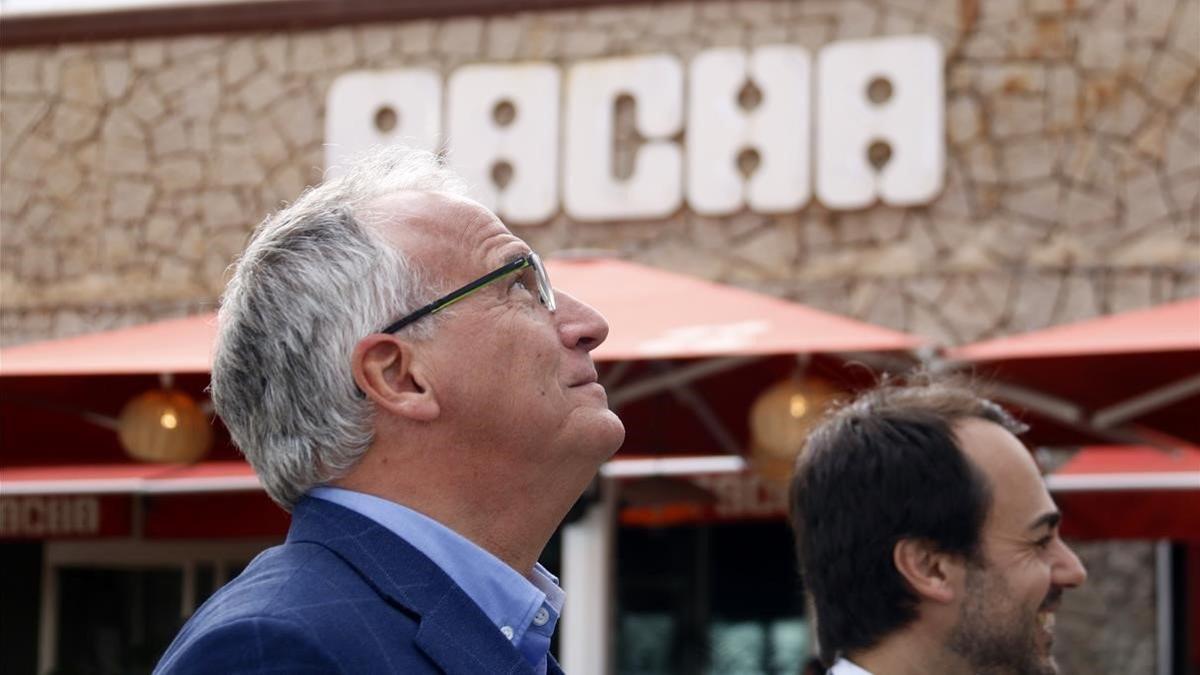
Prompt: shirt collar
<box><xmin>309</xmin><ymin>486</ymin><xmax>562</xmax><ymax>668</ymax></box>
<box><xmin>830</xmin><ymin>657</ymin><xmax>874</xmax><ymax>675</ymax></box>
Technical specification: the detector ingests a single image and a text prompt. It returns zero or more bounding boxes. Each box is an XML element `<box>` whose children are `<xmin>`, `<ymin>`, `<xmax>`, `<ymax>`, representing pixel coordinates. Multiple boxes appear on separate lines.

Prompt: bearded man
<box><xmin>789</xmin><ymin>377</ymin><xmax>1087</xmax><ymax>675</ymax></box>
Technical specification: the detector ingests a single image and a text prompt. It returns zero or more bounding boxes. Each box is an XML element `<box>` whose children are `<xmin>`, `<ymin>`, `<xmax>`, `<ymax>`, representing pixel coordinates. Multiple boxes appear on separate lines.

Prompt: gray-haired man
<box><xmin>156</xmin><ymin>147</ymin><xmax>625</xmax><ymax>674</ymax></box>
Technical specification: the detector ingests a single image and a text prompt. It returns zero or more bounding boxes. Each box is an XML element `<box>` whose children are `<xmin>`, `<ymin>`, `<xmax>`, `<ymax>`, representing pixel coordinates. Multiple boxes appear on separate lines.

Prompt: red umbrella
<box><xmin>1</xmin><ymin>258</ymin><xmax>921</xmax><ymax>375</ymax></box>
<box><xmin>947</xmin><ymin>297</ymin><xmax>1200</xmax><ymax>446</ymax></box>
<box><xmin>1</xmin><ymin>258</ymin><xmax>925</xmax><ymax>515</ymax></box>
<box><xmin>1049</xmin><ymin>445</ymin><xmax>1200</xmax><ymax>541</ymax></box>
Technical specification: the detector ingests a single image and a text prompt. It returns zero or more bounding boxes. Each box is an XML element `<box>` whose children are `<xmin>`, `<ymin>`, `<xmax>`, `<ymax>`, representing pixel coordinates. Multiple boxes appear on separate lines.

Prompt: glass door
<box><xmin>616</xmin><ymin>520</ymin><xmax>813</xmax><ymax>675</ymax></box>
<box><xmin>40</xmin><ymin>539</ymin><xmax>277</xmax><ymax>675</ymax></box>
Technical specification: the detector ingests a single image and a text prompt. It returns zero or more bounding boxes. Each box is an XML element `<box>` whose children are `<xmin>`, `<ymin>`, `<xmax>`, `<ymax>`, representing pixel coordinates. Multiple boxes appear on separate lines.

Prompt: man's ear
<box><xmin>351</xmin><ymin>335</ymin><xmax>440</xmax><ymax>422</ymax></box>
<box><xmin>893</xmin><ymin>538</ymin><xmax>960</xmax><ymax>604</ymax></box>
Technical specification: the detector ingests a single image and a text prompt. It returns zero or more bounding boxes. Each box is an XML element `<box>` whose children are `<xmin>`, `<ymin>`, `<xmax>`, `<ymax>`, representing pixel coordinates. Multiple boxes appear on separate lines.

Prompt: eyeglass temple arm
<box><xmin>381</xmin><ymin>257</ymin><xmax>530</xmax><ymax>334</ymax></box>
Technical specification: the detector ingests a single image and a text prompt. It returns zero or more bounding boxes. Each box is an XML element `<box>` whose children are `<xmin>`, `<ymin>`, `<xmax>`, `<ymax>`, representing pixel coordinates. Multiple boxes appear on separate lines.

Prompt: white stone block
<box><xmin>687</xmin><ymin>45</ymin><xmax>811</xmax><ymax>215</ymax></box>
<box><xmin>357</xmin><ymin>26</ymin><xmax>395</xmax><ymax>61</ymax></box>
<box><xmin>222</xmin><ymin>39</ymin><xmax>258</xmax><ymax>87</ymax></box>
<box><xmin>108</xmin><ymin>180</ymin><xmax>155</xmax><ymax>221</ymax></box>
<box><xmin>49</xmin><ymin>104</ymin><xmax>98</xmax><ymax>144</ymax></box>
<box><xmin>126</xmin><ymin>86</ymin><xmax>166</xmax><ymax>123</ymax></box>
<box><xmin>237</xmin><ymin>72</ymin><xmax>285</xmax><ymax>113</ymax></box>
<box><xmin>1</xmin><ymin>52</ymin><xmax>42</xmax><ymax>95</ymax></box>
<box><xmin>99</xmin><ymin>59</ymin><xmax>132</xmax><ymax>100</ymax></box>
<box><xmin>258</xmin><ymin>35</ymin><xmax>289</xmax><ymax>73</ymax></box>
<box><xmin>563</xmin><ymin>54</ymin><xmax>684</xmax><ymax>221</ymax></box>
<box><xmin>130</xmin><ymin>41</ymin><xmax>166</xmax><ymax>69</ymax></box>
<box><xmin>397</xmin><ymin>20</ymin><xmax>435</xmax><ymax>55</ymax></box>
<box><xmin>484</xmin><ymin>16</ymin><xmax>524</xmax><ymax>60</ymax></box>
<box><xmin>271</xmin><ymin>103</ymin><xmax>318</xmax><ymax>150</ymax></box>
<box><xmin>43</xmin><ymin>158</ymin><xmax>83</xmax><ymax>199</ymax></box>
<box><xmin>60</xmin><ymin>59</ymin><xmax>103</xmax><ymax>107</ymax></box>
<box><xmin>447</xmin><ymin>63</ymin><xmax>560</xmax><ymax>225</ymax></box>
<box><xmin>325</xmin><ymin>69</ymin><xmax>442</xmax><ymax>175</ymax></box>
<box><xmin>152</xmin><ymin>118</ymin><xmax>189</xmax><ymax>157</ymax></box>
<box><xmin>816</xmin><ymin>35</ymin><xmax>945</xmax><ymax>209</ymax></box>
<box><xmin>437</xmin><ymin>18</ymin><xmax>485</xmax><ymax>58</ymax></box>
<box><xmin>159</xmin><ymin>157</ymin><xmax>205</xmax><ymax>192</ymax></box>
<box><xmin>1</xmin><ymin>100</ymin><xmax>48</xmax><ymax>146</ymax></box>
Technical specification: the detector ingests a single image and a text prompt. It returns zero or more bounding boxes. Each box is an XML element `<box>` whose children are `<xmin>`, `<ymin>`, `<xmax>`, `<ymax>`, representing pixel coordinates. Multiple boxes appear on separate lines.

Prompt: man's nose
<box><xmin>554</xmin><ymin>290</ymin><xmax>610</xmax><ymax>352</ymax></box>
<box><xmin>1053</xmin><ymin>540</ymin><xmax>1088</xmax><ymax>588</ymax></box>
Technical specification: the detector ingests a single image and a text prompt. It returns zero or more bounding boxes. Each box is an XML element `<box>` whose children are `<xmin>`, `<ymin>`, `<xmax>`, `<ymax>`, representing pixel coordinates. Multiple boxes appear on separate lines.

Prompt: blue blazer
<box><xmin>155</xmin><ymin>497</ymin><xmax>562</xmax><ymax>674</ymax></box>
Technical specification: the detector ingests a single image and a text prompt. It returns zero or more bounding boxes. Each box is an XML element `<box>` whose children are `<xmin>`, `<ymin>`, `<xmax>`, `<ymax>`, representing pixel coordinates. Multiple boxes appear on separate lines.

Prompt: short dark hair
<box><xmin>788</xmin><ymin>374</ymin><xmax>1025</xmax><ymax>661</ymax></box>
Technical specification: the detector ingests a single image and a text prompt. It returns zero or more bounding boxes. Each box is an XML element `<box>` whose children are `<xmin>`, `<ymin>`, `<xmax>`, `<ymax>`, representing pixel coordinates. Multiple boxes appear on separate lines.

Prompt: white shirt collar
<box><xmin>830</xmin><ymin>658</ymin><xmax>874</xmax><ymax>675</ymax></box>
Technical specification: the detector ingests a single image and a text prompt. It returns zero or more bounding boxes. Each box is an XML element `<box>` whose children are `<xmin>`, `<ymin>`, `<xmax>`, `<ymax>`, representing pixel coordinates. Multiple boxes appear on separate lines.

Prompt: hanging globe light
<box><xmin>117</xmin><ymin>389</ymin><xmax>212</xmax><ymax>463</ymax></box>
<box><xmin>748</xmin><ymin>373</ymin><xmax>841</xmax><ymax>482</ymax></box>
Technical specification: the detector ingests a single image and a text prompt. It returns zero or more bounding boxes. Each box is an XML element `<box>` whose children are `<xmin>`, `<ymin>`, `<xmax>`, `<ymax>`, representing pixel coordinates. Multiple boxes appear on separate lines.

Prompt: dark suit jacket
<box><xmin>155</xmin><ymin>496</ymin><xmax>562</xmax><ymax>674</ymax></box>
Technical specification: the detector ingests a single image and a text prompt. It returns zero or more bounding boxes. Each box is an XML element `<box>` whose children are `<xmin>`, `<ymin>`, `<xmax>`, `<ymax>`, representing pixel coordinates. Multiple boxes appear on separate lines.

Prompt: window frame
<box><xmin>38</xmin><ymin>538</ymin><xmax>278</xmax><ymax>674</ymax></box>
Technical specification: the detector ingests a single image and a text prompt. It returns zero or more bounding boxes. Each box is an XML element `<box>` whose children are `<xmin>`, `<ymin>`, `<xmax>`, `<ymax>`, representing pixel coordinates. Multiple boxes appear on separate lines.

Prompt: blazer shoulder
<box><xmin>160</xmin><ymin>498</ymin><xmax>528</xmax><ymax>675</ymax></box>
<box><xmin>158</xmin><ymin>540</ymin><xmax>436</xmax><ymax>673</ymax></box>
<box><xmin>154</xmin><ymin>614</ymin><xmax>340</xmax><ymax>674</ymax></box>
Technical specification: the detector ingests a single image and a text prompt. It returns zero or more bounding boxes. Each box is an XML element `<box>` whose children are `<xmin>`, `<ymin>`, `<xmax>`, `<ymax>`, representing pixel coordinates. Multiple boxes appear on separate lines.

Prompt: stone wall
<box><xmin>1057</xmin><ymin>540</ymin><xmax>1159</xmax><ymax>674</ymax></box>
<box><xmin>2</xmin><ymin>0</ymin><xmax>1197</xmax><ymax>347</ymax></box>
<box><xmin>1</xmin><ymin>0</ymin><xmax>1196</xmax><ymax>671</ymax></box>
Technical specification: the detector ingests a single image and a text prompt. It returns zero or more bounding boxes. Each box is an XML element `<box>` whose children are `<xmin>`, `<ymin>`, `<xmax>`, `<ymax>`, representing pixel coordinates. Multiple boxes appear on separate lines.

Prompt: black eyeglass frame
<box><xmin>380</xmin><ymin>253</ymin><xmax>555</xmax><ymax>334</ymax></box>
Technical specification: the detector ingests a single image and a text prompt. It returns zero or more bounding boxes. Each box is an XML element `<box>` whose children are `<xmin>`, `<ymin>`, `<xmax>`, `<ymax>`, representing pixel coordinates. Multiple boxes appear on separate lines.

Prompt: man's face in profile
<box><xmin>380</xmin><ymin>191</ymin><xmax>625</xmax><ymax>469</ymax></box>
<box><xmin>949</xmin><ymin>556</ymin><xmax>1063</xmax><ymax>675</ymax></box>
<box><xmin>946</xmin><ymin>419</ymin><xmax>1088</xmax><ymax>675</ymax></box>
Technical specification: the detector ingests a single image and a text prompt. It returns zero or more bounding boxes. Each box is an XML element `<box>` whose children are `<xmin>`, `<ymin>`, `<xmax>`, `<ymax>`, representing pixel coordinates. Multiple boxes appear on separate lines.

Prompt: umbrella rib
<box><xmin>606</xmin><ymin>355</ymin><xmax>763</xmax><ymax>408</ymax></box>
<box><xmin>650</xmin><ymin>362</ymin><xmax>743</xmax><ymax>456</ymax></box>
<box><xmin>984</xmin><ymin>381</ymin><xmax>1085</xmax><ymax>424</ymax></box>
<box><xmin>598</xmin><ymin>361</ymin><xmax>633</xmax><ymax>390</ymax></box>
<box><xmin>1091</xmin><ymin>372</ymin><xmax>1200</xmax><ymax>430</ymax></box>
<box><xmin>984</xmin><ymin>380</ymin><xmax>1167</xmax><ymax>447</ymax></box>
<box><xmin>0</xmin><ymin>394</ymin><xmax>120</xmax><ymax>431</ymax></box>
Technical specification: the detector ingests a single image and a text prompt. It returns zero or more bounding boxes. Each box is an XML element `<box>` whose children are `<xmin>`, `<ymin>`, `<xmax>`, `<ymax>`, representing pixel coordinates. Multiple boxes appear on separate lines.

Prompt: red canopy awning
<box><xmin>1048</xmin><ymin>445</ymin><xmax>1200</xmax><ymax>493</ymax></box>
<box><xmin>947</xmin><ymin>297</ymin><xmax>1200</xmax><ymax>445</ymax></box>
<box><xmin>1</xmin><ymin>258</ymin><xmax>925</xmax><ymax>510</ymax></box>
<box><xmin>0</xmin><ymin>258</ymin><xmax>922</xmax><ymax>377</ymax></box>
<box><xmin>951</xmin><ymin>297</ymin><xmax>1200</xmax><ymax>361</ymax></box>
<box><xmin>1052</xmin><ymin>446</ymin><xmax>1200</xmax><ymax>540</ymax></box>
<box><xmin>0</xmin><ymin>313</ymin><xmax>218</xmax><ymax>376</ymax></box>
<box><xmin>0</xmin><ymin>461</ymin><xmax>260</xmax><ymax>495</ymax></box>
<box><xmin>0</xmin><ymin>463</ymin><xmax>287</xmax><ymax>540</ymax></box>
<box><xmin>553</xmin><ymin>258</ymin><xmax>922</xmax><ymax>360</ymax></box>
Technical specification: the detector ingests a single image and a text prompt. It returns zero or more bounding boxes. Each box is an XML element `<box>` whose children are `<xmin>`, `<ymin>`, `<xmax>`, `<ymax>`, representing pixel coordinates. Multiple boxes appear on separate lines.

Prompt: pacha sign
<box><xmin>326</xmin><ymin>35</ymin><xmax>944</xmax><ymax>224</ymax></box>
<box><xmin>0</xmin><ymin>496</ymin><xmax>131</xmax><ymax>539</ymax></box>
<box><xmin>619</xmin><ymin>472</ymin><xmax>788</xmax><ymax>527</ymax></box>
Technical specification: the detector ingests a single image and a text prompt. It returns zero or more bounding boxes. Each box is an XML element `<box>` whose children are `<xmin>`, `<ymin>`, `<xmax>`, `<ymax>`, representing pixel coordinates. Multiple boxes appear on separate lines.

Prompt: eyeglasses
<box><xmin>381</xmin><ymin>252</ymin><xmax>556</xmax><ymax>333</ymax></box>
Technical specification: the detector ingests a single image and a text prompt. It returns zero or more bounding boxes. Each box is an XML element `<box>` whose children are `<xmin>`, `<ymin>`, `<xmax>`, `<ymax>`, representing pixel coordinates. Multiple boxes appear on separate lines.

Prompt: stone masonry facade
<box><xmin>1</xmin><ymin>0</ymin><xmax>1196</xmax><ymax>671</ymax></box>
<box><xmin>2</xmin><ymin>0</ymin><xmax>1197</xmax><ymax>347</ymax></box>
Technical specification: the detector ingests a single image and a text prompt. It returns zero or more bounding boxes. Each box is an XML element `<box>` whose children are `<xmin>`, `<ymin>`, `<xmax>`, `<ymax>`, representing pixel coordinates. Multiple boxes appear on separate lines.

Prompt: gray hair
<box><xmin>211</xmin><ymin>146</ymin><xmax>468</xmax><ymax>509</ymax></box>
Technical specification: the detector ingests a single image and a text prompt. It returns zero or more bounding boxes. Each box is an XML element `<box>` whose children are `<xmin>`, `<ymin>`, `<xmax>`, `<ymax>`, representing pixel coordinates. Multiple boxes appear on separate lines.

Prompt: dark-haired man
<box><xmin>789</xmin><ymin>378</ymin><xmax>1087</xmax><ymax>675</ymax></box>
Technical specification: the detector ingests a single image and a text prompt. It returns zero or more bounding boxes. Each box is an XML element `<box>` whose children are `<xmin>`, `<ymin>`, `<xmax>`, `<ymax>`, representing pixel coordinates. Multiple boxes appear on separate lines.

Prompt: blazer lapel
<box><xmin>414</xmin><ymin>586</ymin><xmax>534</xmax><ymax>675</ymax></box>
<box><xmin>288</xmin><ymin>497</ymin><xmax>534</xmax><ymax>675</ymax></box>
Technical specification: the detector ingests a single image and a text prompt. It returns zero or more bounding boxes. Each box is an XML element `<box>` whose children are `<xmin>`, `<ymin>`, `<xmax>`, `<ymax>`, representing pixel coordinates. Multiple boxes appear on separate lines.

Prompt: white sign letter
<box><xmin>325</xmin><ymin>69</ymin><xmax>442</xmax><ymax>175</ymax></box>
<box><xmin>688</xmin><ymin>46</ymin><xmax>811</xmax><ymax>215</ymax></box>
<box><xmin>816</xmin><ymin>36</ymin><xmax>944</xmax><ymax>209</ymax></box>
<box><xmin>447</xmin><ymin>64</ymin><xmax>560</xmax><ymax>225</ymax></box>
<box><xmin>564</xmin><ymin>54</ymin><xmax>684</xmax><ymax>221</ymax></box>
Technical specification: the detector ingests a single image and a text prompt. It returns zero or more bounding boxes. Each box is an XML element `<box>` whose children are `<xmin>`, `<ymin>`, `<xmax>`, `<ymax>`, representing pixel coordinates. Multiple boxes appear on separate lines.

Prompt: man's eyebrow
<box><xmin>1028</xmin><ymin>511</ymin><xmax>1062</xmax><ymax>532</ymax></box>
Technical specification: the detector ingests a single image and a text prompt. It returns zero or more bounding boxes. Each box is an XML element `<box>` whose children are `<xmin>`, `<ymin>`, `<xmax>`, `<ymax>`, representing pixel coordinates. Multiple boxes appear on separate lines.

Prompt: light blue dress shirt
<box><xmin>308</xmin><ymin>486</ymin><xmax>563</xmax><ymax>674</ymax></box>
